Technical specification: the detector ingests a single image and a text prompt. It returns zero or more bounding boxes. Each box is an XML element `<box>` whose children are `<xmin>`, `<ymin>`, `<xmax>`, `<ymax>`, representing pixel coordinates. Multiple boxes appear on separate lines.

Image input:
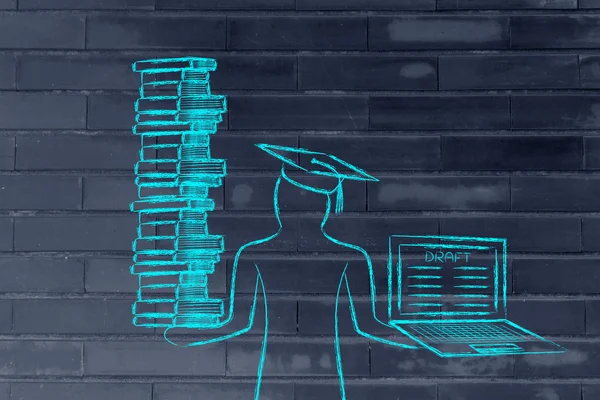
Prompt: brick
<box><xmin>0</xmin><ymin>257</ymin><xmax>84</xmax><ymax>293</ymax></box>
<box><xmin>439</xmin><ymin>383</ymin><xmax>581</xmax><ymax>400</ymax></box>
<box><xmin>299</xmin><ymin>296</ymin><xmax>405</xmax><ymax>336</ymax></box>
<box><xmin>371</xmin><ymin>341</ymin><xmax>514</xmax><ymax>376</ymax></box>
<box><xmin>296</xmin><ymin>382</ymin><xmax>437</xmax><ymax>400</ymax></box>
<box><xmin>370</xmin><ymin>96</ymin><xmax>509</xmax><ymax>130</ymax></box>
<box><xmin>154</xmin><ymin>383</ymin><xmax>293</xmax><ymax>400</ymax></box>
<box><xmin>369</xmin><ymin>176</ymin><xmax>509</xmax><ymax>211</ymax></box>
<box><xmin>0</xmin><ymin>0</ymin><xmax>14</xmax><ymax>9</ymax></box>
<box><xmin>512</xmin><ymin>176</ymin><xmax>600</xmax><ymax>211</ymax></box>
<box><xmin>442</xmin><ymin>136</ymin><xmax>583</xmax><ymax>171</ymax></box>
<box><xmin>586</xmin><ymin>300</ymin><xmax>600</xmax><ymax>334</ymax></box>
<box><xmin>0</xmin><ymin>301</ymin><xmax>11</xmax><ymax>333</ymax></box>
<box><xmin>0</xmin><ymin>15</ymin><xmax>84</xmax><ymax>49</ymax></box>
<box><xmin>211</xmin><ymin>55</ymin><xmax>296</xmax><ymax>90</ymax></box>
<box><xmin>299</xmin><ymin>216</ymin><xmax>438</xmax><ymax>252</ymax></box>
<box><xmin>226</xmin><ymin>338</ymin><xmax>369</xmax><ymax>376</ymax></box>
<box><xmin>583</xmin><ymin>217</ymin><xmax>600</xmax><ymax>251</ymax></box>
<box><xmin>513</xmin><ymin>95</ymin><xmax>600</xmax><ymax>129</ymax></box>
<box><xmin>581</xmin><ymin>0</ymin><xmax>600</xmax><ymax>7</ymax></box>
<box><xmin>157</xmin><ymin>0</ymin><xmax>294</xmax><ymax>9</ymax></box>
<box><xmin>16</xmin><ymin>135</ymin><xmax>140</xmax><ymax>170</ymax></box>
<box><xmin>0</xmin><ymin>341</ymin><xmax>82</xmax><ymax>376</ymax></box>
<box><xmin>299</xmin><ymin>55</ymin><xmax>436</xmax><ymax>91</ymax></box>
<box><xmin>212</xmin><ymin>136</ymin><xmax>297</xmax><ymax>171</ymax></box>
<box><xmin>85</xmin><ymin>258</ymin><xmax>138</xmax><ymax>294</ymax></box>
<box><xmin>438</xmin><ymin>0</ymin><xmax>576</xmax><ymax>8</ymax></box>
<box><xmin>441</xmin><ymin>216</ymin><xmax>581</xmax><ymax>252</ymax></box>
<box><xmin>511</xmin><ymin>16</ymin><xmax>600</xmax><ymax>49</ymax></box>
<box><xmin>299</xmin><ymin>136</ymin><xmax>441</xmax><ymax>171</ymax></box>
<box><xmin>586</xmin><ymin>137</ymin><xmax>600</xmax><ymax>170</ymax></box>
<box><xmin>514</xmin><ymin>258</ymin><xmax>600</xmax><ymax>294</ymax></box>
<box><xmin>439</xmin><ymin>55</ymin><xmax>578</xmax><ymax>90</ymax></box>
<box><xmin>0</xmin><ymin>384</ymin><xmax>6</xmax><ymax>400</ymax></box>
<box><xmin>580</xmin><ymin>56</ymin><xmax>600</xmax><ymax>88</ymax></box>
<box><xmin>88</xmin><ymin>95</ymin><xmax>136</xmax><ymax>130</ymax></box>
<box><xmin>0</xmin><ymin>137</ymin><xmax>14</xmax><ymax>170</ymax></box>
<box><xmin>0</xmin><ymin>218</ymin><xmax>12</xmax><ymax>251</ymax></box>
<box><xmin>228</xmin><ymin>16</ymin><xmax>367</xmax><ymax>50</ymax></box>
<box><xmin>87</xmin><ymin>17</ymin><xmax>226</xmax><ymax>50</ymax></box>
<box><xmin>14</xmin><ymin>299</ymin><xmax>147</xmax><ymax>334</ymax></box>
<box><xmin>18</xmin><ymin>55</ymin><xmax>139</xmax><ymax>90</ymax></box>
<box><xmin>224</xmin><ymin>176</ymin><xmax>366</xmax><ymax>211</ymax></box>
<box><xmin>515</xmin><ymin>340</ymin><xmax>599</xmax><ymax>377</ymax></box>
<box><xmin>508</xmin><ymin>299</ymin><xmax>584</xmax><ymax>335</ymax></box>
<box><xmin>298</xmin><ymin>0</ymin><xmax>434</xmax><ymax>9</ymax></box>
<box><xmin>0</xmin><ymin>94</ymin><xmax>86</xmax><ymax>129</ymax></box>
<box><xmin>440</xmin><ymin>216</ymin><xmax>581</xmax><ymax>253</ymax></box>
<box><xmin>584</xmin><ymin>384</ymin><xmax>600</xmax><ymax>400</ymax></box>
<box><xmin>14</xmin><ymin>215</ymin><xmax>136</xmax><ymax>252</ymax></box>
<box><xmin>229</xmin><ymin>96</ymin><xmax>368</xmax><ymax>130</ymax></box>
<box><xmin>369</xmin><ymin>16</ymin><xmax>509</xmax><ymax>50</ymax></box>
<box><xmin>0</xmin><ymin>54</ymin><xmax>14</xmax><ymax>89</ymax></box>
<box><xmin>83</xmin><ymin>176</ymin><xmax>136</xmax><ymax>211</ymax></box>
<box><xmin>228</xmin><ymin>257</ymin><xmax>387</xmax><ymax>295</ymax></box>
<box><xmin>85</xmin><ymin>341</ymin><xmax>225</xmax><ymax>376</ymax></box>
<box><xmin>0</xmin><ymin>175</ymin><xmax>81</xmax><ymax>210</ymax></box>
<box><xmin>11</xmin><ymin>383</ymin><xmax>151</xmax><ymax>400</ymax></box>
<box><xmin>20</xmin><ymin>0</ymin><xmax>154</xmax><ymax>8</ymax></box>
<box><xmin>210</xmin><ymin>215</ymin><xmax>297</xmax><ymax>252</ymax></box>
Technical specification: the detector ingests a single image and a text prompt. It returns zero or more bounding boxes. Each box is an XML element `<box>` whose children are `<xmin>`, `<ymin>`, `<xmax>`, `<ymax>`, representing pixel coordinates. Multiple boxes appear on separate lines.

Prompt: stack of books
<box><xmin>130</xmin><ymin>57</ymin><xmax>227</xmax><ymax>329</ymax></box>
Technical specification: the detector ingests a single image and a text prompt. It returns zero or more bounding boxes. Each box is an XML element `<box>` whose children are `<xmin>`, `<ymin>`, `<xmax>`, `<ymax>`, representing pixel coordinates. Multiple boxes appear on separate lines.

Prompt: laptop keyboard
<box><xmin>408</xmin><ymin>322</ymin><xmax>531</xmax><ymax>344</ymax></box>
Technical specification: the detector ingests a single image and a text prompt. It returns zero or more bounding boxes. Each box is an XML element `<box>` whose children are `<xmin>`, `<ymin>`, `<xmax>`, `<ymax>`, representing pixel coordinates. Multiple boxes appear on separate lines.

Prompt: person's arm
<box><xmin>164</xmin><ymin>260</ymin><xmax>263</xmax><ymax>347</ymax></box>
<box><xmin>338</xmin><ymin>263</ymin><xmax>420</xmax><ymax>349</ymax></box>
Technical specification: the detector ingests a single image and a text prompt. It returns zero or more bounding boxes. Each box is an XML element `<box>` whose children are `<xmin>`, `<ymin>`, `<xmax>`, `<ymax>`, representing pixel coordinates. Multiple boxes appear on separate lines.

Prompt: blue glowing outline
<box><xmin>388</xmin><ymin>234</ymin><xmax>567</xmax><ymax>358</ymax></box>
<box><xmin>128</xmin><ymin>59</ymin><xmax>567</xmax><ymax>399</ymax></box>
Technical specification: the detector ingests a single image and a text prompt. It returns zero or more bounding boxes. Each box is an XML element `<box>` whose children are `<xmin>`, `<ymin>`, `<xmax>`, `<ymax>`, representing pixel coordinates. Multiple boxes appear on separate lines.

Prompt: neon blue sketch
<box><xmin>178</xmin><ymin>143</ymin><xmax>422</xmax><ymax>400</ymax></box>
<box><xmin>128</xmin><ymin>59</ymin><xmax>565</xmax><ymax>400</ymax></box>
<box><xmin>130</xmin><ymin>57</ymin><xmax>228</xmax><ymax>330</ymax></box>
<box><xmin>387</xmin><ymin>235</ymin><xmax>567</xmax><ymax>358</ymax></box>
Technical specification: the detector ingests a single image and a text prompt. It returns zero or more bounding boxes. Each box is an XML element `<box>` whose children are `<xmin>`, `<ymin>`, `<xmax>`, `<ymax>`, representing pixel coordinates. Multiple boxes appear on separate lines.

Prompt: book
<box><xmin>179</xmin><ymin>272</ymin><xmax>209</xmax><ymax>286</ymax></box>
<box><xmin>179</xmin><ymin>159</ymin><xmax>226</xmax><ymax>176</ymax></box>
<box><xmin>131</xmin><ymin>261</ymin><xmax>190</xmax><ymax>275</ymax></box>
<box><xmin>176</xmin><ymin>220</ymin><xmax>208</xmax><ymax>237</ymax></box>
<box><xmin>139</xmin><ymin>272</ymin><xmax>180</xmax><ymax>287</ymax></box>
<box><xmin>176</xmin><ymin>284</ymin><xmax>209</xmax><ymax>300</ymax></box>
<box><xmin>176</xmin><ymin>235</ymin><xmax>224</xmax><ymax>252</ymax></box>
<box><xmin>131</xmin><ymin>198</ymin><xmax>189</xmax><ymax>213</ymax></box>
<box><xmin>133</xmin><ymin>249</ymin><xmax>176</xmax><ymax>264</ymax></box>
<box><xmin>133</xmin><ymin>57</ymin><xmax>217</xmax><ymax>73</ymax></box>
<box><xmin>176</xmin><ymin>298</ymin><xmax>224</xmax><ymax>316</ymax></box>
<box><xmin>174</xmin><ymin>251</ymin><xmax>221</xmax><ymax>263</ymax></box>
<box><xmin>133</xmin><ymin>236</ymin><xmax>176</xmax><ymax>252</ymax></box>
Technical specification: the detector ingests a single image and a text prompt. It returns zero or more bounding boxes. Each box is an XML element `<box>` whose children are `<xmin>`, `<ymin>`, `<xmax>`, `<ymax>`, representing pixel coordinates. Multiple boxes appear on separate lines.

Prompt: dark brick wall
<box><xmin>0</xmin><ymin>1</ymin><xmax>597</xmax><ymax>400</ymax></box>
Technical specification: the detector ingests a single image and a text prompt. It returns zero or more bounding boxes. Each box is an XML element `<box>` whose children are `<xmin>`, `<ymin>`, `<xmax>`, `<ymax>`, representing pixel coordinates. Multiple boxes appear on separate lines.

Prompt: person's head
<box><xmin>255</xmin><ymin>143</ymin><xmax>379</xmax><ymax>218</ymax></box>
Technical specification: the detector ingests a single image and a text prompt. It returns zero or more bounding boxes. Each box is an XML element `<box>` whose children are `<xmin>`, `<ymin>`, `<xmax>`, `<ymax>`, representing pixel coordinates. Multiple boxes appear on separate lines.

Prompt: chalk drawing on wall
<box><xmin>387</xmin><ymin>235</ymin><xmax>567</xmax><ymax>358</ymax></box>
<box><xmin>128</xmin><ymin>58</ymin><xmax>567</xmax><ymax>400</ymax></box>
<box><xmin>130</xmin><ymin>57</ymin><xmax>229</xmax><ymax>330</ymax></box>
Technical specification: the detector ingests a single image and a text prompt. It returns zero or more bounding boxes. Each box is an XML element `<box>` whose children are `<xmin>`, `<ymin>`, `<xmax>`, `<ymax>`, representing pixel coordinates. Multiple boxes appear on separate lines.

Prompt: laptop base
<box><xmin>390</xmin><ymin>319</ymin><xmax>567</xmax><ymax>358</ymax></box>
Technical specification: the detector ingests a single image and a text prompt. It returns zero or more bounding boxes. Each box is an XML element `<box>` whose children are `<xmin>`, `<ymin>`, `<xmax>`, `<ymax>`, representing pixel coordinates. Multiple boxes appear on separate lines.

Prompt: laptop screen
<box><xmin>390</xmin><ymin>235</ymin><xmax>507</xmax><ymax>319</ymax></box>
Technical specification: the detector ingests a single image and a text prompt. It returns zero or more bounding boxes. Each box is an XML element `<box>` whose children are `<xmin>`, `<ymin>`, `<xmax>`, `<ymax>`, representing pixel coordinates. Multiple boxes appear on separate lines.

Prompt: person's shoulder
<box><xmin>326</xmin><ymin>238</ymin><xmax>371</xmax><ymax>260</ymax></box>
<box><xmin>230</xmin><ymin>236</ymin><xmax>274</xmax><ymax>268</ymax></box>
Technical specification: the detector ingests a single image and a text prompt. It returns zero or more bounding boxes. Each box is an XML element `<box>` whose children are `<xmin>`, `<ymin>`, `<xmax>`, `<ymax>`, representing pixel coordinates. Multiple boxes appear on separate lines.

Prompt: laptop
<box><xmin>387</xmin><ymin>235</ymin><xmax>567</xmax><ymax>358</ymax></box>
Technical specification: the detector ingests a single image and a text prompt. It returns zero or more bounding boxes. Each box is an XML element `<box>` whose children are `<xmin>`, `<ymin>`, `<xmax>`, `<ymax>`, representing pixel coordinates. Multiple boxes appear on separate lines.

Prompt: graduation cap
<box><xmin>255</xmin><ymin>143</ymin><xmax>378</xmax><ymax>215</ymax></box>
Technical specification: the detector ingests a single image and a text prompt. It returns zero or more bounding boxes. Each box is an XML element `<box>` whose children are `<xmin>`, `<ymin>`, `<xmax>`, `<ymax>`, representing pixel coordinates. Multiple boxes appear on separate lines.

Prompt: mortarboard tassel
<box><xmin>335</xmin><ymin>183</ymin><xmax>344</xmax><ymax>215</ymax></box>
